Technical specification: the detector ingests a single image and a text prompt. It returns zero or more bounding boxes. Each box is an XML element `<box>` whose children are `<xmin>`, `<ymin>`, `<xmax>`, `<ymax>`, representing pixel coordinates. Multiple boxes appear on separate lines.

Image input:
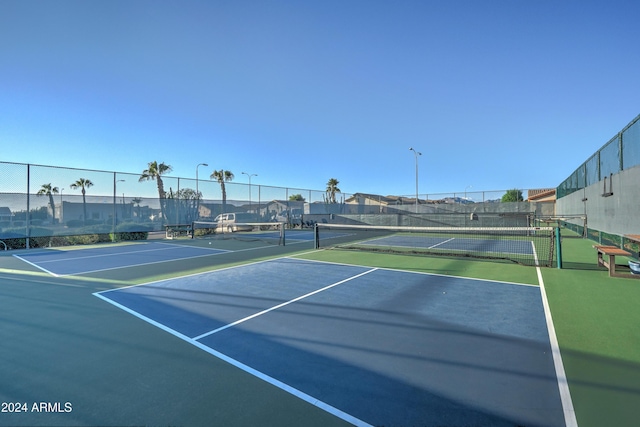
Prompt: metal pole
<box><xmin>196</xmin><ymin>163</ymin><xmax>208</xmax><ymax>221</ymax></box>
<box><xmin>113</xmin><ymin>178</ymin><xmax>124</xmax><ymax>241</ymax></box>
<box><xmin>409</xmin><ymin>148</ymin><xmax>421</xmax><ymax>213</ymax></box>
<box><xmin>242</xmin><ymin>172</ymin><xmax>257</xmax><ymax>212</ymax></box>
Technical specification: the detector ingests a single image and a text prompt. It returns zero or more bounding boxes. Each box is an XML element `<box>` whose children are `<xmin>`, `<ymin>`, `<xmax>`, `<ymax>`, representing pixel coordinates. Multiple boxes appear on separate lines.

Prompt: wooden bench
<box><xmin>594</xmin><ymin>245</ymin><xmax>632</xmax><ymax>277</ymax></box>
<box><xmin>165</xmin><ymin>224</ymin><xmax>193</xmax><ymax>239</ymax></box>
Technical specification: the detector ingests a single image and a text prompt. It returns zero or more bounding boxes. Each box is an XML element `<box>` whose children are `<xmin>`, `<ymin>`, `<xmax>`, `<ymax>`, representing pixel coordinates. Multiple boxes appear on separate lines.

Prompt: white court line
<box><xmin>192</xmin><ymin>268</ymin><xmax>378</xmax><ymax>341</ymax></box>
<box><xmin>293</xmin><ymin>254</ymin><xmax>539</xmax><ymax>287</ymax></box>
<box><xmin>31</xmin><ymin>243</ymin><xmax>205</xmax><ymax>265</ymax></box>
<box><xmin>60</xmin><ymin>249</ymin><xmax>231</xmax><ymax>277</ymax></box>
<box><xmin>12</xmin><ymin>254</ymin><xmax>59</xmax><ymax>277</ymax></box>
<box><xmin>97</xmin><ymin>257</ymin><xmax>283</xmax><ymax>294</ymax></box>
<box><xmin>92</xmin><ymin>290</ymin><xmax>373</xmax><ymax>427</ymax></box>
<box><xmin>13</xmin><ymin>242</ymin><xmax>256</xmax><ymax>277</ymax></box>
<box><xmin>533</xmin><ymin>242</ymin><xmax>578</xmax><ymax>427</ymax></box>
<box><xmin>427</xmin><ymin>237</ymin><xmax>455</xmax><ymax>249</ymax></box>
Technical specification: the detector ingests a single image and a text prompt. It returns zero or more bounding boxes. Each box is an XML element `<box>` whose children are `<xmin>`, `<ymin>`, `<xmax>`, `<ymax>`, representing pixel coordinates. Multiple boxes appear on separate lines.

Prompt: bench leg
<box><xmin>609</xmin><ymin>254</ymin><xmax>616</xmax><ymax>276</ymax></box>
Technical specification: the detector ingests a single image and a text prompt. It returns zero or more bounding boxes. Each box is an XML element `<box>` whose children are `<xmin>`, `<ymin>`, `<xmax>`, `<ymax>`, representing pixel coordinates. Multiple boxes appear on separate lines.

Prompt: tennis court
<box><xmin>314</xmin><ymin>224</ymin><xmax>556</xmax><ymax>267</ymax></box>
<box><xmin>10</xmin><ymin>226</ymin><xmax>640</xmax><ymax>427</ymax></box>
<box><xmin>12</xmin><ymin>242</ymin><xmax>229</xmax><ymax>276</ymax></box>
<box><xmin>91</xmin><ymin>257</ymin><xmax>569</xmax><ymax>427</ymax></box>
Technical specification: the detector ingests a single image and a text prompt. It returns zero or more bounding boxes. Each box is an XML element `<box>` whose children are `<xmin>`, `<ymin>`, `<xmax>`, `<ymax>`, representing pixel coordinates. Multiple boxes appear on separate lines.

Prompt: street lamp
<box><xmin>196</xmin><ymin>163</ymin><xmax>208</xmax><ymax>221</ymax></box>
<box><xmin>242</xmin><ymin>172</ymin><xmax>257</xmax><ymax>211</ymax></box>
<box><xmin>409</xmin><ymin>148</ymin><xmax>421</xmax><ymax>213</ymax></box>
<box><xmin>58</xmin><ymin>188</ymin><xmax>64</xmax><ymax>224</ymax></box>
<box><xmin>113</xmin><ymin>179</ymin><xmax>125</xmax><ymax>237</ymax></box>
<box><xmin>196</xmin><ymin>163</ymin><xmax>208</xmax><ymax>198</ymax></box>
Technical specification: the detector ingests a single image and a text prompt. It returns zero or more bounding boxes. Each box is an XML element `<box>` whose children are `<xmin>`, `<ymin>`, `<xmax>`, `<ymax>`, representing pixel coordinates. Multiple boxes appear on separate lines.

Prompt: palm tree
<box><xmin>36</xmin><ymin>183</ymin><xmax>59</xmax><ymax>224</ymax></box>
<box><xmin>139</xmin><ymin>161</ymin><xmax>172</xmax><ymax>222</ymax></box>
<box><xmin>325</xmin><ymin>178</ymin><xmax>340</xmax><ymax>204</ymax></box>
<box><xmin>210</xmin><ymin>170</ymin><xmax>234</xmax><ymax>213</ymax></box>
<box><xmin>70</xmin><ymin>178</ymin><xmax>93</xmax><ymax>224</ymax></box>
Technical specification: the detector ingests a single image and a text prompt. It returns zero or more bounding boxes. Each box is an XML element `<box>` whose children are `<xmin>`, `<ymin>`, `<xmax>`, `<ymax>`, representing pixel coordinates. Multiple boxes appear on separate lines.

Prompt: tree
<box><xmin>36</xmin><ymin>183</ymin><xmax>59</xmax><ymax>224</ymax></box>
<box><xmin>210</xmin><ymin>170</ymin><xmax>234</xmax><ymax>213</ymax></box>
<box><xmin>70</xmin><ymin>178</ymin><xmax>94</xmax><ymax>224</ymax></box>
<box><xmin>325</xmin><ymin>178</ymin><xmax>340</xmax><ymax>204</ymax></box>
<box><xmin>501</xmin><ymin>189</ymin><xmax>524</xmax><ymax>202</ymax></box>
<box><xmin>289</xmin><ymin>194</ymin><xmax>305</xmax><ymax>202</ymax></box>
<box><xmin>139</xmin><ymin>161</ymin><xmax>172</xmax><ymax>222</ymax></box>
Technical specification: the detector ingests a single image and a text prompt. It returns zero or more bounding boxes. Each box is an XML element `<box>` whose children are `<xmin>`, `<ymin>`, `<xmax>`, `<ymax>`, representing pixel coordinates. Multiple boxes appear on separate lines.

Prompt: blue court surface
<box><xmin>13</xmin><ymin>242</ymin><xmax>228</xmax><ymax>276</ymax></box>
<box><xmin>94</xmin><ymin>257</ymin><xmax>569</xmax><ymax>427</ymax></box>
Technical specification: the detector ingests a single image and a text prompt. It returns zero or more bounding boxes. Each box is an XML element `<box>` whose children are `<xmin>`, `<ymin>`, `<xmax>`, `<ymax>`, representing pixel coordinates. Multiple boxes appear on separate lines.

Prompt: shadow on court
<box><xmin>96</xmin><ymin>259</ymin><xmax>567</xmax><ymax>426</ymax></box>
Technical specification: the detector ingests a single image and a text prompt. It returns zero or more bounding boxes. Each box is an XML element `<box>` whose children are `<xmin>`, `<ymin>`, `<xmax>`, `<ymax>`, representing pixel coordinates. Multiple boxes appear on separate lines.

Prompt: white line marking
<box><xmin>12</xmin><ymin>254</ymin><xmax>59</xmax><ymax>277</ymax></box>
<box><xmin>60</xmin><ymin>249</ymin><xmax>230</xmax><ymax>277</ymax></box>
<box><xmin>192</xmin><ymin>268</ymin><xmax>378</xmax><ymax>341</ymax></box>
<box><xmin>92</xmin><ymin>291</ymin><xmax>373</xmax><ymax>427</ymax></box>
<box><xmin>34</xmin><ymin>244</ymin><xmax>198</xmax><ymax>264</ymax></box>
<box><xmin>534</xmin><ymin>242</ymin><xmax>578</xmax><ymax>427</ymax></box>
<box><xmin>292</xmin><ymin>255</ymin><xmax>539</xmax><ymax>287</ymax></box>
<box><xmin>428</xmin><ymin>237</ymin><xmax>455</xmax><ymax>249</ymax></box>
<box><xmin>96</xmin><ymin>256</ymin><xmax>293</xmax><ymax>294</ymax></box>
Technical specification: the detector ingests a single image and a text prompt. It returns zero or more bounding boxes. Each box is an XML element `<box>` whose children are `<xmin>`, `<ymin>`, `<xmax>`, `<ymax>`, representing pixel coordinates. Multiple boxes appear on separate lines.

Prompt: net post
<box><xmin>555</xmin><ymin>227</ymin><xmax>562</xmax><ymax>269</ymax></box>
<box><xmin>314</xmin><ymin>223</ymin><xmax>319</xmax><ymax>249</ymax></box>
<box><xmin>280</xmin><ymin>223</ymin><xmax>285</xmax><ymax>246</ymax></box>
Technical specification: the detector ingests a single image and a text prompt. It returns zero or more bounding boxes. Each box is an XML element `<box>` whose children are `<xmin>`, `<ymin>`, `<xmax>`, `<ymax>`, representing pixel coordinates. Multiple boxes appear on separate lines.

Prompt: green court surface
<box><xmin>0</xmin><ymin>234</ymin><xmax>639</xmax><ymax>426</ymax></box>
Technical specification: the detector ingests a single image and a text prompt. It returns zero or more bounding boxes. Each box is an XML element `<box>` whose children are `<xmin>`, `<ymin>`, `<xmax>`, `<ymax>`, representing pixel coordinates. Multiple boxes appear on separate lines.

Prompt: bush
<box><xmin>112</xmin><ymin>222</ymin><xmax>152</xmax><ymax>241</ymax></box>
<box><xmin>0</xmin><ymin>223</ymin><xmax>150</xmax><ymax>250</ymax></box>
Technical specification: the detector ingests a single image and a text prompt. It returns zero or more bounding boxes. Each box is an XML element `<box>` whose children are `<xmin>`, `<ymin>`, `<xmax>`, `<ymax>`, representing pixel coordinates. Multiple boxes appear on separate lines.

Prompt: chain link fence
<box><xmin>0</xmin><ymin>161</ymin><xmax>551</xmax><ymax>249</ymax></box>
<box><xmin>557</xmin><ymin>113</ymin><xmax>640</xmax><ymax>198</ymax></box>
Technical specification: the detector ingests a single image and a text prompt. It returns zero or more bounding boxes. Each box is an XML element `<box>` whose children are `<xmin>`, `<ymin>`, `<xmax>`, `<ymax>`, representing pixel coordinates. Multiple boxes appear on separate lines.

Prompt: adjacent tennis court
<box><xmin>12</xmin><ymin>242</ymin><xmax>229</xmax><ymax>276</ymax></box>
<box><xmin>94</xmin><ymin>257</ymin><xmax>569</xmax><ymax>427</ymax></box>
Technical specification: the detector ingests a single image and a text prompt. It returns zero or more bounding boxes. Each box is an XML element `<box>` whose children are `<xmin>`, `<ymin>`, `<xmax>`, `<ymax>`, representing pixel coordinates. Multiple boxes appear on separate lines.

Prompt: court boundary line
<box><xmin>11</xmin><ymin>241</ymin><xmax>229</xmax><ymax>277</ymax></box>
<box><xmin>92</xmin><ymin>289</ymin><xmax>374</xmax><ymax>427</ymax></box>
<box><xmin>61</xmin><ymin>248</ymin><xmax>231</xmax><ymax>277</ymax></box>
<box><xmin>534</xmin><ymin>242</ymin><xmax>578</xmax><ymax>427</ymax></box>
<box><xmin>192</xmin><ymin>268</ymin><xmax>378</xmax><ymax>340</ymax></box>
<box><xmin>96</xmin><ymin>256</ymin><xmax>291</xmax><ymax>294</ymax></box>
<box><xmin>32</xmin><ymin>243</ymin><xmax>228</xmax><ymax>265</ymax></box>
<box><xmin>288</xmin><ymin>254</ymin><xmax>539</xmax><ymax>288</ymax></box>
<box><xmin>12</xmin><ymin>254</ymin><xmax>59</xmax><ymax>277</ymax></box>
<box><xmin>65</xmin><ymin>242</ymin><xmax>293</xmax><ymax>277</ymax></box>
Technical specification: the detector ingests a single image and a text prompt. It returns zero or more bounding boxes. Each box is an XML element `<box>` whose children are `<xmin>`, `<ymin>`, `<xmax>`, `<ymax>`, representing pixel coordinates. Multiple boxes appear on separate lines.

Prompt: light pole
<box><xmin>113</xmin><ymin>179</ymin><xmax>125</xmax><ymax>238</ymax></box>
<box><xmin>242</xmin><ymin>172</ymin><xmax>257</xmax><ymax>212</ymax></box>
<box><xmin>196</xmin><ymin>163</ymin><xmax>208</xmax><ymax>198</ymax></box>
<box><xmin>58</xmin><ymin>188</ymin><xmax>64</xmax><ymax>224</ymax></box>
<box><xmin>465</xmin><ymin>185</ymin><xmax>473</xmax><ymax>202</ymax></box>
<box><xmin>196</xmin><ymin>163</ymin><xmax>208</xmax><ymax>221</ymax></box>
<box><xmin>409</xmin><ymin>148</ymin><xmax>421</xmax><ymax>213</ymax></box>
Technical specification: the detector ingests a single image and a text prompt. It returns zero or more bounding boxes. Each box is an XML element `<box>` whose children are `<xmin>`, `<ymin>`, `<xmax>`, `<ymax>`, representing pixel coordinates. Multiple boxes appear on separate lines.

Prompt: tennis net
<box><xmin>313</xmin><ymin>223</ymin><xmax>555</xmax><ymax>267</ymax></box>
<box><xmin>192</xmin><ymin>221</ymin><xmax>285</xmax><ymax>245</ymax></box>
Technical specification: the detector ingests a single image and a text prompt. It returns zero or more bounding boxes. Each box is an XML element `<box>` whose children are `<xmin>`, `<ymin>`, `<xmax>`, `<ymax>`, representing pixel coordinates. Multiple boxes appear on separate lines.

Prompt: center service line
<box><xmin>192</xmin><ymin>268</ymin><xmax>378</xmax><ymax>341</ymax></box>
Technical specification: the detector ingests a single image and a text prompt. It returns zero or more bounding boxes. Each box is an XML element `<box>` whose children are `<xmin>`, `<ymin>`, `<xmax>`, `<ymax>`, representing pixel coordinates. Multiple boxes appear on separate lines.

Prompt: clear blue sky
<box><xmin>1</xmin><ymin>0</ymin><xmax>639</xmax><ymax>198</ymax></box>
